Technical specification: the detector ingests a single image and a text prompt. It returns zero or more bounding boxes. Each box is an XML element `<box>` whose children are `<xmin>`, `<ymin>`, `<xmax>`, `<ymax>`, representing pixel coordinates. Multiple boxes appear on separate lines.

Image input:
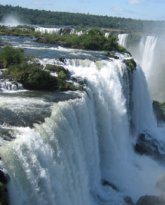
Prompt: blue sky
<box><xmin>1</xmin><ymin>0</ymin><xmax>165</xmax><ymax>20</ymax></box>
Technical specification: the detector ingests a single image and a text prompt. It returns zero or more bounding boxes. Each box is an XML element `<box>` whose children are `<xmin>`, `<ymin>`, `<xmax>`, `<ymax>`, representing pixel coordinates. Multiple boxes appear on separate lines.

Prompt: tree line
<box><xmin>0</xmin><ymin>4</ymin><xmax>165</xmax><ymax>32</ymax></box>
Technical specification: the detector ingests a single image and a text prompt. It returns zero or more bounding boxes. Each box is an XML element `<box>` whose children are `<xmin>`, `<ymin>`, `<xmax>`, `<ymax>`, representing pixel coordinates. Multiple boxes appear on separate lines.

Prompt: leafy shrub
<box><xmin>0</xmin><ymin>25</ymin><xmax>37</xmax><ymax>37</ymax></box>
<box><xmin>45</xmin><ymin>64</ymin><xmax>70</xmax><ymax>80</ymax></box>
<box><xmin>0</xmin><ymin>46</ymin><xmax>25</xmax><ymax>68</ymax></box>
<box><xmin>5</xmin><ymin>63</ymin><xmax>58</xmax><ymax>90</ymax></box>
<box><xmin>79</xmin><ymin>28</ymin><xmax>106</xmax><ymax>50</ymax></box>
<box><xmin>123</xmin><ymin>58</ymin><xmax>136</xmax><ymax>71</ymax></box>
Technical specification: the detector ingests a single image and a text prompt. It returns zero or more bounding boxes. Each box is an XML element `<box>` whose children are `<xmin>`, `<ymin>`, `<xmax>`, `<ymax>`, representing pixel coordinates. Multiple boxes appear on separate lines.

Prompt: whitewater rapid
<box><xmin>1</xmin><ymin>56</ymin><xmax>165</xmax><ymax>205</ymax></box>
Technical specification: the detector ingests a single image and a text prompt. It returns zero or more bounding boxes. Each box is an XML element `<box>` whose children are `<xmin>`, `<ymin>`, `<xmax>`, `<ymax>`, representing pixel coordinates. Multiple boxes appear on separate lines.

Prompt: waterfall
<box><xmin>105</xmin><ymin>32</ymin><xmax>110</xmax><ymax>38</ymax></box>
<box><xmin>121</xmin><ymin>35</ymin><xmax>158</xmax><ymax>79</ymax></box>
<box><xmin>141</xmin><ymin>36</ymin><xmax>157</xmax><ymax>81</ymax></box>
<box><xmin>118</xmin><ymin>34</ymin><xmax>128</xmax><ymax>47</ymax></box>
<box><xmin>1</xmin><ymin>58</ymin><xmax>165</xmax><ymax>205</ymax></box>
<box><xmin>131</xmin><ymin>65</ymin><xmax>157</xmax><ymax>134</ymax></box>
<box><xmin>35</xmin><ymin>27</ymin><xmax>62</xmax><ymax>34</ymax></box>
<box><xmin>123</xmin><ymin>34</ymin><xmax>162</xmax><ymax>100</ymax></box>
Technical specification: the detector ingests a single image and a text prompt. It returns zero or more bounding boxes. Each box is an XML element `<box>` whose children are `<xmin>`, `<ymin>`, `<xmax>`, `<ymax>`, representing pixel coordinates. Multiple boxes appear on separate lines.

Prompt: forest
<box><xmin>0</xmin><ymin>4</ymin><xmax>165</xmax><ymax>33</ymax></box>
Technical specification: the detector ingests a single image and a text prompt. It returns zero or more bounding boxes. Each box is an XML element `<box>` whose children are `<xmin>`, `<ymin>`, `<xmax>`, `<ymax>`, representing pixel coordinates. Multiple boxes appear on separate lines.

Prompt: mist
<box><xmin>124</xmin><ymin>28</ymin><xmax>165</xmax><ymax>102</ymax></box>
<box><xmin>0</xmin><ymin>14</ymin><xmax>25</xmax><ymax>27</ymax></box>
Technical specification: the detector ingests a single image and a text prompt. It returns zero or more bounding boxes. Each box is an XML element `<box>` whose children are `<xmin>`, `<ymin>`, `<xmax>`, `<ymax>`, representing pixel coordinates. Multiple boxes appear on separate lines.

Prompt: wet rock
<box><xmin>124</xmin><ymin>196</ymin><xmax>135</xmax><ymax>205</ymax></box>
<box><xmin>156</xmin><ymin>175</ymin><xmax>165</xmax><ymax>191</ymax></box>
<box><xmin>0</xmin><ymin>165</ymin><xmax>9</xmax><ymax>205</ymax></box>
<box><xmin>134</xmin><ymin>132</ymin><xmax>165</xmax><ymax>162</ymax></box>
<box><xmin>59</xmin><ymin>57</ymin><xmax>65</xmax><ymax>63</ymax></box>
<box><xmin>0</xmin><ymin>42</ymin><xmax>4</xmax><ymax>47</ymax></box>
<box><xmin>136</xmin><ymin>195</ymin><xmax>165</xmax><ymax>205</ymax></box>
<box><xmin>0</xmin><ymin>159</ymin><xmax>9</xmax><ymax>205</ymax></box>
<box><xmin>0</xmin><ymin>182</ymin><xmax>9</xmax><ymax>205</ymax></box>
<box><xmin>102</xmin><ymin>179</ymin><xmax>119</xmax><ymax>191</ymax></box>
<box><xmin>153</xmin><ymin>101</ymin><xmax>165</xmax><ymax>122</ymax></box>
<box><xmin>0</xmin><ymin>62</ymin><xmax>4</xmax><ymax>69</ymax></box>
<box><xmin>71</xmin><ymin>76</ymin><xmax>86</xmax><ymax>85</ymax></box>
<box><xmin>0</xmin><ymin>169</ymin><xmax>9</xmax><ymax>184</ymax></box>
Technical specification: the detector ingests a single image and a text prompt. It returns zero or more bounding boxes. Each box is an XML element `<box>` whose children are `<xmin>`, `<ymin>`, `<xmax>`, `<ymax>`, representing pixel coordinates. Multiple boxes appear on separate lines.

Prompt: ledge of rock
<box><xmin>136</xmin><ymin>195</ymin><xmax>165</xmax><ymax>205</ymax></box>
<box><xmin>134</xmin><ymin>133</ymin><xmax>165</xmax><ymax>162</ymax></box>
<box><xmin>102</xmin><ymin>179</ymin><xmax>119</xmax><ymax>191</ymax></box>
<box><xmin>0</xmin><ymin>164</ymin><xmax>9</xmax><ymax>205</ymax></box>
<box><xmin>0</xmin><ymin>169</ymin><xmax>9</xmax><ymax>184</ymax></box>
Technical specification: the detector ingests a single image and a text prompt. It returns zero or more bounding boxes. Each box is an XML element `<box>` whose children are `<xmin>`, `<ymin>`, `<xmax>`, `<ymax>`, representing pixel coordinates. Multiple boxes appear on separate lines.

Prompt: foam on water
<box><xmin>1</xmin><ymin>57</ymin><xmax>165</xmax><ymax>205</ymax></box>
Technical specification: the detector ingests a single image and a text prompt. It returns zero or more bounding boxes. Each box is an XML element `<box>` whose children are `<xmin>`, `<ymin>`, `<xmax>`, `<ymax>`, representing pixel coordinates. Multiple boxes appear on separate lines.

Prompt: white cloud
<box><xmin>128</xmin><ymin>0</ymin><xmax>140</xmax><ymax>4</ymax></box>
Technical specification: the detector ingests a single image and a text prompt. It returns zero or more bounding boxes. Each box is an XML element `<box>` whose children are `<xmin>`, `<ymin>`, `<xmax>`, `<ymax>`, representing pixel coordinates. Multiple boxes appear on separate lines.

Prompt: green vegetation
<box><xmin>0</xmin><ymin>46</ymin><xmax>79</xmax><ymax>91</ymax></box>
<box><xmin>0</xmin><ymin>25</ymin><xmax>37</xmax><ymax>37</ymax></box>
<box><xmin>45</xmin><ymin>64</ymin><xmax>70</xmax><ymax>79</ymax></box>
<box><xmin>37</xmin><ymin>28</ymin><xmax>127</xmax><ymax>52</ymax></box>
<box><xmin>0</xmin><ymin>46</ymin><xmax>26</xmax><ymax>67</ymax></box>
<box><xmin>106</xmin><ymin>51</ymin><xmax>119</xmax><ymax>59</ymax></box>
<box><xmin>45</xmin><ymin>64</ymin><xmax>82</xmax><ymax>91</ymax></box>
<box><xmin>0</xmin><ymin>25</ymin><xmax>127</xmax><ymax>53</ymax></box>
<box><xmin>5</xmin><ymin>63</ymin><xmax>58</xmax><ymax>90</ymax></box>
<box><xmin>123</xmin><ymin>58</ymin><xmax>136</xmax><ymax>71</ymax></box>
<box><xmin>1</xmin><ymin>4</ymin><xmax>165</xmax><ymax>33</ymax></box>
<box><xmin>0</xmin><ymin>182</ymin><xmax>8</xmax><ymax>205</ymax></box>
<box><xmin>159</xmin><ymin>102</ymin><xmax>165</xmax><ymax>115</ymax></box>
<box><xmin>152</xmin><ymin>101</ymin><xmax>165</xmax><ymax>122</ymax></box>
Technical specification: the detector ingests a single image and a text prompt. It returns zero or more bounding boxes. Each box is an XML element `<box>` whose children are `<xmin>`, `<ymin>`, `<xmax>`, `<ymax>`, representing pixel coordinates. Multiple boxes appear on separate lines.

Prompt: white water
<box><xmin>131</xmin><ymin>65</ymin><xmax>157</xmax><ymax>135</ymax></box>
<box><xmin>0</xmin><ymin>70</ymin><xmax>24</xmax><ymax>92</ymax></box>
<box><xmin>105</xmin><ymin>32</ymin><xmax>110</xmax><ymax>38</ymax></box>
<box><xmin>141</xmin><ymin>36</ymin><xmax>157</xmax><ymax>81</ymax></box>
<box><xmin>1</xmin><ymin>57</ymin><xmax>165</xmax><ymax>205</ymax></box>
<box><xmin>123</xmin><ymin>34</ymin><xmax>163</xmax><ymax>100</ymax></box>
<box><xmin>118</xmin><ymin>34</ymin><xmax>128</xmax><ymax>47</ymax></box>
<box><xmin>35</xmin><ymin>27</ymin><xmax>62</xmax><ymax>34</ymax></box>
<box><xmin>120</xmin><ymin>35</ymin><xmax>158</xmax><ymax>80</ymax></box>
<box><xmin>0</xmin><ymin>79</ymin><xmax>24</xmax><ymax>92</ymax></box>
<box><xmin>35</xmin><ymin>27</ymin><xmax>84</xmax><ymax>36</ymax></box>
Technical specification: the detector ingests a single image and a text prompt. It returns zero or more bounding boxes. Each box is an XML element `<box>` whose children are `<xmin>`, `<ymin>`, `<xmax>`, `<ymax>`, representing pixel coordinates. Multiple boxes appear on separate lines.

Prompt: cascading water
<box><xmin>34</xmin><ymin>27</ymin><xmax>83</xmax><ymax>36</ymax></box>
<box><xmin>140</xmin><ymin>36</ymin><xmax>157</xmax><ymax>81</ymax></box>
<box><xmin>118</xmin><ymin>34</ymin><xmax>128</xmax><ymax>47</ymax></box>
<box><xmin>35</xmin><ymin>27</ymin><xmax>62</xmax><ymax>34</ymax></box>
<box><xmin>131</xmin><ymin>65</ymin><xmax>157</xmax><ymax>135</ymax></box>
<box><xmin>0</xmin><ymin>70</ymin><xmax>24</xmax><ymax>92</ymax></box>
<box><xmin>123</xmin><ymin>34</ymin><xmax>165</xmax><ymax>100</ymax></box>
<box><xmin>0</xmin><ymin>79</ymin><xmax>24</xmax><ymax>92</ymax></box>
<box><xmin>1</xmin><ymin>56</ymin><xmax>165</xmax><ymax>205</ymax></box>
<box><xmin>122</xmin><ymin>35</ymin><xmax>158</xmax><ymax>76</ymax></box>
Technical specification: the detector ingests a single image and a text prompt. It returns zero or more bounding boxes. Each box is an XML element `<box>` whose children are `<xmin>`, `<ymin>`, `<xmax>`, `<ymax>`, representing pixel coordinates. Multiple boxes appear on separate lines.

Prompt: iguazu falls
<box><xmin>1</xmin><ymin>2</ymin><xmax>165</xmax><ymax>205</ymax></box>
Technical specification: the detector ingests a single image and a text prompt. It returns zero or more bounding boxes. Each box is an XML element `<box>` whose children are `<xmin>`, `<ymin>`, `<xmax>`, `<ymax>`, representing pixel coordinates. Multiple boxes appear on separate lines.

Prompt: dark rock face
<box><xmin>59</xmin><ymin>57</ymin><xmax>65</xmax><ymax>63</ymax></box>
<box><xmin>134</xmin><ymin>133</ymin><xmax>165</xmax><ymax>162</ymax></box>
<box><xmin>153</xmin><ymin>101</ymin><xmax>165</xmax><ymax>122</ymax></box>
<box><xmin>0</xmin><ymin>169</ymin><xmax>9</xmax><ymax>184</ymax></box>
<box><xmin>136</xmin><ymin>195</ymin><xmax>165</xmax><ymax>205</ymax></box>
<box><xmin>0</xmin><ymin>167</ymin><xmax>9</xmax><ymax>205</ymax></box>
<box><xmin>0</xmin><ymin>62</ymin><xmax>4</xmax><ymax>69</ymax></box>
<box><xmin>102</xmin><ymin>179</ymin><xmax>119</xmax><ymax>191</ymax></box>
<box><xmin>124</xmin><ymin>196</ymin><xmax>135</xmax><ymax>205</ymax></box>
<box><xmin>0</xmin><ymin>182</ymin><xmax>9</xmax><ymax>205</ymax></box>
